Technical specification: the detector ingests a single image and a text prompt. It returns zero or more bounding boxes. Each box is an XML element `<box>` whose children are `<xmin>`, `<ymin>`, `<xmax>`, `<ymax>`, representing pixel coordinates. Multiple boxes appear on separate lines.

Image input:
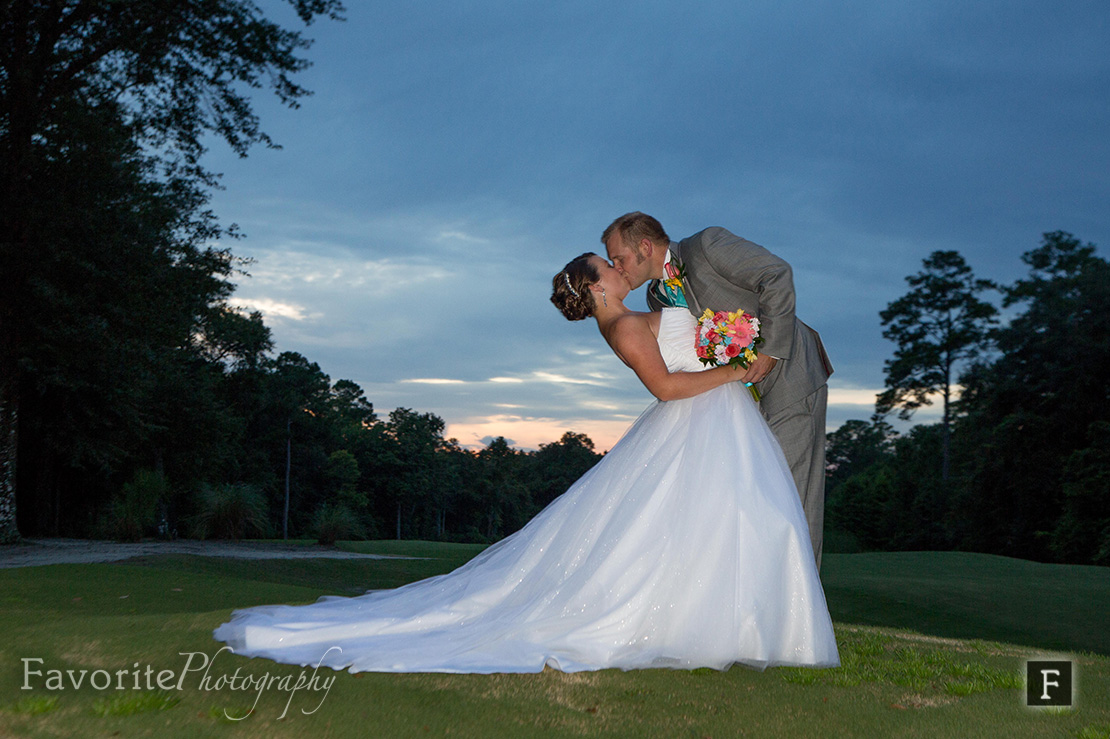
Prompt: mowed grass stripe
<box><xmin>821</xmin><ymin>551</ymin><xmax>1110</xmax><ymax>656</ymax></box>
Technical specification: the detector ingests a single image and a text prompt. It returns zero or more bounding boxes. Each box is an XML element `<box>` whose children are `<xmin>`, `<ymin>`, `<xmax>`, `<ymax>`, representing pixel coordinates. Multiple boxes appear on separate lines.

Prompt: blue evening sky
<box><xmin>203</xmin><ymin>0</ymin><xmax>1110</xmax><ymax>450</ymax></box>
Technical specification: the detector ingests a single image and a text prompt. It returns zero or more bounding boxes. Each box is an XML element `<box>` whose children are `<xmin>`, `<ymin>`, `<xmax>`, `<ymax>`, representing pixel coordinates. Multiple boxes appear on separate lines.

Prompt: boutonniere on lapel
<box><xmin>663</xmin><ymin>257</ymin><xmax>686</xmax><ymax>294</ymax></box>
<box><xmin>661</xmin><ymin>257</ymin><xmax>688</xmax><ymax>307</ymax></box>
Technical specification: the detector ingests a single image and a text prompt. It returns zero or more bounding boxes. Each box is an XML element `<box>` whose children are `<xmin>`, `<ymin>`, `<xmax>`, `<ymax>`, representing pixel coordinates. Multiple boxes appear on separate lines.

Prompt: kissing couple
<box><xmin>214</xmin><ymin>212</ymin><xmax>839</xmax><ymax>674</ymax></box>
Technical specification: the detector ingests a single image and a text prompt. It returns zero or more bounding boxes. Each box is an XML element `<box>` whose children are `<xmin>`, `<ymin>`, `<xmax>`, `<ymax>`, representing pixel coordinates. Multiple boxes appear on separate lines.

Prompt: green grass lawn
<box><xmin>820</xmin><ymin>551</ymin><xmax>1110</xmax><ymax>657</ymax></box>
<box><xmin>1</xmin><ymin>544</ymin><xmax>1107</xmax><ymax>738</ymax></box>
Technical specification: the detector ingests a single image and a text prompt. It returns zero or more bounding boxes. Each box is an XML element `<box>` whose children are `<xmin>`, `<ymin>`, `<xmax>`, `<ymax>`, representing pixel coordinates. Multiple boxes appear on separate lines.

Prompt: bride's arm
<box><xmin>606</xmin><ymin>315</ymin><xmax>742</xmax><ymax>401</ymax></box>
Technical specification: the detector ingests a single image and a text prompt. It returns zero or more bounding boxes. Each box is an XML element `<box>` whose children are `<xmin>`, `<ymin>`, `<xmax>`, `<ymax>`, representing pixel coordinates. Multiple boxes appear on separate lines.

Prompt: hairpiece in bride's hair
<box><xmin>563</xmin><ymin>272</ymin><xmax>579</xmax><ymax>298</ymax></box>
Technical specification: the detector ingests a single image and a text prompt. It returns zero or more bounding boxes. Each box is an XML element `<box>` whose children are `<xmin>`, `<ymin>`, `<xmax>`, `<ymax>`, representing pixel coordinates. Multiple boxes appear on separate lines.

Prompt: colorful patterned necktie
<box><xmin>651</xmin><ymin>279</ymin><xmax>673</xmax><ymax>307</ymax></box>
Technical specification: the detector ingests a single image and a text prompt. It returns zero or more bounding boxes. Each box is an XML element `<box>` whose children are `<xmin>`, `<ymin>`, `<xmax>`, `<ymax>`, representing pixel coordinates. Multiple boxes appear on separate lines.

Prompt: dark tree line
<box><xmin>16</xmin><ymin>327</ymin><xmax>605</xmax><ymax>543</ymax></box>
<box><xmin>827</xmin><ymin>232</ymin><xmax>1110</xmax><ymax>566</ymax></box>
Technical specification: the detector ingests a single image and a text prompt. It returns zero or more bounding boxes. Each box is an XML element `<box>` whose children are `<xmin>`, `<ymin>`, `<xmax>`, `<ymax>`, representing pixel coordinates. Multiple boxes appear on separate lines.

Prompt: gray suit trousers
<box><xmin>763</xmin><ymin>385</ymin><xmax>828</xmax><ymax>571</ymax></box>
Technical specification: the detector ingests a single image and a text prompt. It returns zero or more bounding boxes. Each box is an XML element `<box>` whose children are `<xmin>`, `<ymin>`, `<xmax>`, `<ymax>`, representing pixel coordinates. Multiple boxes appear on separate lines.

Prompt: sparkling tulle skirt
<box><xmin>214</xmin><ymin>383</ymin><xmax>839</xmax><ymax>673</ymax></box>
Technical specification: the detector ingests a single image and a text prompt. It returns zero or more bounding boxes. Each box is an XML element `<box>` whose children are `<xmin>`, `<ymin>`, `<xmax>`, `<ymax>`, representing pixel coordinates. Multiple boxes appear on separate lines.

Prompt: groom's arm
<box><xmin>698</xmin><ymin>228</ymin><xmax>797</xmax><ymax>362</ymax></box>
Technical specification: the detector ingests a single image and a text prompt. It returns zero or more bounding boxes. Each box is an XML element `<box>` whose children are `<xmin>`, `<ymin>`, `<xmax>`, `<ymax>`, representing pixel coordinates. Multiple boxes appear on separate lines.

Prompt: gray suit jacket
<box><xmin>647</xmin><ymin>227</ymin><xmax>833</xmax><ymax>416</ymax></box>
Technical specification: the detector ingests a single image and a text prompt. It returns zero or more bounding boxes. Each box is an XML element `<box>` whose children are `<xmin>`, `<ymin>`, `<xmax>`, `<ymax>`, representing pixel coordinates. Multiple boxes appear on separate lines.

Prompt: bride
<box><xmin>213</xmin><ymin>253</ymin><xmax>839</xmax><ymax>673</ymax></box>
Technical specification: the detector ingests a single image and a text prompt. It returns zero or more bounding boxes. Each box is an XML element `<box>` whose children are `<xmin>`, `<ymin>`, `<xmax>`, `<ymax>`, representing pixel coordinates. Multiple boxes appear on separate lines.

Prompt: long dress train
<box><xmin>213</xmin><ymin>308</ymin><xmax>839</xmax><ymax>673</ymax></box>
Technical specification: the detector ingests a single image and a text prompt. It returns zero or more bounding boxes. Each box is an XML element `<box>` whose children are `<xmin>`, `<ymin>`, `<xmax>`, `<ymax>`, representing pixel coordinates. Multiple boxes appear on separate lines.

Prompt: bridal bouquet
<box><xmin>695</xmin><ymin>308</ymin><xmax>764</xmax><ymax>401</ymax></box>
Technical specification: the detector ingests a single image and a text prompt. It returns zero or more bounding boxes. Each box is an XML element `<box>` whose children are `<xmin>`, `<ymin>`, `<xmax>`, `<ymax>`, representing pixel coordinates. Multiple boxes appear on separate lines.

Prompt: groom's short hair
<box><xmin>602</xmin><ymin>212</ymin><xmax>670</xmax><ymax>254</ymax></box>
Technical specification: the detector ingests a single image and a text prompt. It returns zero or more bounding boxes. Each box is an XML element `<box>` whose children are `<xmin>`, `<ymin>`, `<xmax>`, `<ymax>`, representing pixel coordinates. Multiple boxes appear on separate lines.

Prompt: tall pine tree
<box><xmin>877</xmin><ymin>251</ymin><xmax>998</xmax><ymax>480</ymax></box>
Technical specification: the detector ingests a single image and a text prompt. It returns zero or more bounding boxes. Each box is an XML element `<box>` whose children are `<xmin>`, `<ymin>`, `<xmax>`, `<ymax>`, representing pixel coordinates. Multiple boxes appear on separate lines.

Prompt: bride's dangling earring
<box><xmin>602</xmin><ymin>288</ymin><xmax>607</xmax><ymax>307</ymax></box>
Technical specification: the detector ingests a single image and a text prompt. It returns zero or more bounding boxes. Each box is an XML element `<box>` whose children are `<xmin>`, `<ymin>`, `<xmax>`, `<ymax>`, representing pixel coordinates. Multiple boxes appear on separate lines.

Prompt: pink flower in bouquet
<box><xmin>714</xmin><ymin>311</ymin><xmax>728</xmax><ymax>323</ymax></box>
<box><xmin>728</xmin><ymin>321</ymin><xmax>756</xmax><ymax>348</ymax></box>
<box><xmin>725</xmin><ymin>343</ymin><xmax>741</xmax><ymax>358</ymax></box>
<box><xmin>696</xmin><ymin>344</ymin><xmax>709</xmax><ymax>359</ymax></box>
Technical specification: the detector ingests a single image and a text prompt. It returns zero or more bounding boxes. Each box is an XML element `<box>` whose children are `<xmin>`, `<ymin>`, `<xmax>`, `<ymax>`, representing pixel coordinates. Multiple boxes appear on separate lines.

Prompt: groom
<box><xmin>603</xmin><ymin>212</ymin><xmax>833</xmax><ymax>568</ymax></box>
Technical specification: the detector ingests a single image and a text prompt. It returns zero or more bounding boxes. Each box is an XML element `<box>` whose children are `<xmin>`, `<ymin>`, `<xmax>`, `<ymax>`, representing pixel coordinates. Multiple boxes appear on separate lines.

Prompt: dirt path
<box><xmin>0</xmin><ymin>538</ymin><xmax>404</xmax><ymax>568</ymax></box>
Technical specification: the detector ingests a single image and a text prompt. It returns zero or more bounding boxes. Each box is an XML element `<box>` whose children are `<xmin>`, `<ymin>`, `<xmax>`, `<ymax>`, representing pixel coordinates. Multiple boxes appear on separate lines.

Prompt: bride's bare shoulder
<box><xmin>607</xmin><ymin>312</ymin><xmax>660</xmax><ymax>345</ymax></box>
<box><xmin>612</xmin><ymin>310</ymin><xmax>654</xmax><ymax>328</ymax></box>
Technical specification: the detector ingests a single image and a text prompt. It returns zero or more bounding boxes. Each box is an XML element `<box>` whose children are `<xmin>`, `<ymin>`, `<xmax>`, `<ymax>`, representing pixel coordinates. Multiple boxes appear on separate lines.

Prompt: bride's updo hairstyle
<box><xmin>551</xmin><ymin>252</ymin><xmax>600</xmax><ymax>321</ymax></box>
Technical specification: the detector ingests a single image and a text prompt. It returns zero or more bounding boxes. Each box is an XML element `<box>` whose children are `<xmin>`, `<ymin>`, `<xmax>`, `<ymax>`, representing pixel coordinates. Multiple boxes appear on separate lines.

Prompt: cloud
<box><xmin>435</xmin><ymin>229</ymin><xmax>490</xmax><ymax>245</ymax></box>
<box><xmin>231</xmin><ymin>297</ymin><xmax>312</xmax><ymax>321</ymax></box>
<box><xmin>446</xmin><ymin>414</ymin><xmax>636</xmax><ymax>453</ymax></box>
<box><xmin>827</xmin><ymin>386</ymin><xmax>883</xmax><ymax>407</ymax></box>
<box><xmin>530</xmin><ymin>371</ymin><xmax>614</xmax><ymax>387</ymax></box>
<box><xmin>240</xmin><ymin>245</ymin><xmax>453</xmax><ymax>294</ymax></box>
<box><xmin>478</xmin><ymin>435</ymin><xmax>516</xmax><ymax>447</ymax></box>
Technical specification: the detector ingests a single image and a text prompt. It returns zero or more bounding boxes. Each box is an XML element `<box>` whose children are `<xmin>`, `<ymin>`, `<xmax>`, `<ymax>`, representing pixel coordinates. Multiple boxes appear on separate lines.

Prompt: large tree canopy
<box><xmin>956</xmin><ymin>232</ymin><xmax>1110</xmax><ymax>561</ymax></box>
<box><xmin>0</xmin><ymin>0</ymin><xmax>344</xmax><ymax>542</ymax></box>
<box><xmin>1</xmin><ymin>1</ymin><xmax>343</xmax><ymax>199</ymax></box>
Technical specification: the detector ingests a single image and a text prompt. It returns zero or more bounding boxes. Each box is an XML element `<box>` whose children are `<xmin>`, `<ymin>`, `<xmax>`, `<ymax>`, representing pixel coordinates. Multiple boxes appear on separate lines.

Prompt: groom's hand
<box><xmin>740</xmin><ymin>354</ymin><xmax>778</xmax><ymax>385</ymax></box>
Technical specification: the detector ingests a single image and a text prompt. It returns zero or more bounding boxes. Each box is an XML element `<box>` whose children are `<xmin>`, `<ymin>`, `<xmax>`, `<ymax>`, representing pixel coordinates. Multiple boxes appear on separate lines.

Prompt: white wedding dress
<box><xmin>214</xmin><ymin>308</ymin><xmax>839</xmax><ymax>673</ymax></box>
